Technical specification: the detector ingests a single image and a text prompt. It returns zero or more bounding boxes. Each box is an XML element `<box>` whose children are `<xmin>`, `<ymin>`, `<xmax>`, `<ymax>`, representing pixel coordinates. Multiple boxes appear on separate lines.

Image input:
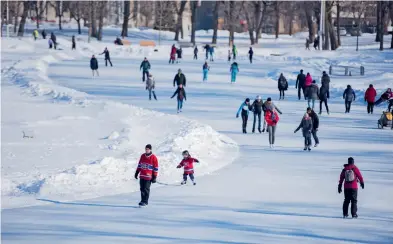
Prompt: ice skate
<box><xmin>314</xmin><ymin>143</ymin><xmax>319</xmax><ymax>147</ymax></box>
<box><xmin>352</xmin><ymin>214</ymin><xmax>358</xmax><ymax>218</ymax></box>
<box><xmin>181</xmin><ymin>180</ymin><xmax>187</xmax><ymax>185</ymax></box>
<box><xmin>304</xmin><ymin>147</ymin><xmax>307</xmax><ymax>151</ymax></box>
<box><xmin>308</xmin><ymin>146</ymin><xmax>311</xmax><ymax>151</ymax></box>
<box><xmin>192</xmin><ymin>181</ymin><xmax>196</xmax><ymax>186</ymax></box>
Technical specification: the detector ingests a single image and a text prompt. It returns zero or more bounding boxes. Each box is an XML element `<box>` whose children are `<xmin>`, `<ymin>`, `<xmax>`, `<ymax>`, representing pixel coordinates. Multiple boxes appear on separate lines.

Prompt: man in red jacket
<box><xmin>364</xmin><ymin>84</ymin><xmax>377</xmax><ymax>114</ymax></box>
<box><xmin>338</xmin><ymin>157</ymin><xmax>364</xmax><ymax>218</ymax></box>
<box><xmin>135</xmin><ymin>144</ymin><xmax>159</xmax><ymax>207</ymax></box>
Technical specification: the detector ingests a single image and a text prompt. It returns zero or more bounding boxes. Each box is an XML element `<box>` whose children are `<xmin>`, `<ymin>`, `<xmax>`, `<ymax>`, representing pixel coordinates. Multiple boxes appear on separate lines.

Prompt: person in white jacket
<box><xmin>146</xmin><ymin>73</ymin><xmax>157</xmax><ymax>100</ymax></box>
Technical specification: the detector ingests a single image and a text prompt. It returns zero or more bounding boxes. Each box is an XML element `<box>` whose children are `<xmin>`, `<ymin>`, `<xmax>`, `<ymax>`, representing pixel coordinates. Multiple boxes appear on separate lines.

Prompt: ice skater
<box><xmin>171</xmin><ymin>84</ymin><xmax>186</xmax><ymax>113</ymax></box>
<box><xmin>343</xmin><ymin>85</ymin><xmax>356</xmax><ymax>113</ymax></box>
<box><xmin>176</xmin><ymin>150</ymin><xmax>199</xmax><ymax>185</ymax></box>
<box><xmin>146</xmin><ymin>73</ymin><xmax>157</xmax><ymax>100</ymax></box>
<box><xmin>140</xmin><ymin>57</ymin><xmax>151</xmax><ymax>82</ymax></box>
<box><xmin>100</xmin><ymin>47</ymin><xmax>113</xmax><ymax>67</ymax></box>
<box><xmin>194</xmin><ymin>46</ymin><xmax>198</xmax><ymax>60</ymax></box>
<box><xmin>278</xmin><ymin>73</ymin><xmax>288</xmax><ymax>100</ymax></box>
<box><xmin>294</xmin><ymin>113</ymin><xmax>313</xmax><ymax>151</ymax></box>
<box><xmin>236</xmin><ymin>98</ymin><xmax>252</xmax><ymax>134</ymax></box>
<box><xmin>202</xmin><ymin>62</ymin><xmax>210</xmax><ymax>81</ymax></box>
<box><xmin>248</xmin><ymin>47</ymin><xmax>254</xmax><ymax>64</ymax></box>
<box><xmin>90</xmin><ymin>55</ymin><xmax>99</xmax><ymax>77</ymax></box>
<box><xmin>230</xmin><ymin>62</ymin><xmax>239</xmax><ymax>83</ymax></box>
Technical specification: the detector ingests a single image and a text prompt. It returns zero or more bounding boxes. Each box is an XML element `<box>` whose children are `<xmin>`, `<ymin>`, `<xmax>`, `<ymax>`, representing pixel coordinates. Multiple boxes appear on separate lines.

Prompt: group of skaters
<box><xmin>305</xmin><ymin>36</ymin><xmax>320</xmax><ymax>50</ymax></box>
<box><xmin>89</xmin><ymin>47</ymin><xmax>113</xmax><ymax>77</ymax></box>
<box><xmin>33</xmin><ymin>29</ymin><xmax>77</xmax><ymax>50</ymax></box>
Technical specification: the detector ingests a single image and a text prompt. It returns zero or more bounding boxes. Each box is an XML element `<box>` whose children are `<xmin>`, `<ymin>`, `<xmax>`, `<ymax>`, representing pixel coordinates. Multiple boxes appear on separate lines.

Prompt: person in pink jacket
<box><xmin>304</xmin><ymin>73</ymin><xmax>313</xmax><ymax>99</ymax></box>
<box><xmin>338</xmin><ymin>157</ymin><xmax>364</xmax><ymax>218</ymax></box>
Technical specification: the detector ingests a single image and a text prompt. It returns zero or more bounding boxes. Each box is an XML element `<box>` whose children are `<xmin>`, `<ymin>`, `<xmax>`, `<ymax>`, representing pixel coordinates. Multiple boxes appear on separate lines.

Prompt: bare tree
<box><xmin>379</xmin><ymin>1</ymin><xmax>389</xmax><ymax>51</ymax></box>
<box><xmin>303</xmin><ymin>1</ymin><xmax>315</xmax><ymax>43</ymax></box>
<box><xmin>336</xmin><ymin>1</ymin><xmax>341</xmax><ymax>46</ymax></box>
<box><xmin>140</xmin><ymin>1</ymin><xmax>154</xmax><ymax>27</ymax></box>
<box><xmin>243</xmin><ymin>1</ymin><xmax>269</xmax><ymax>44</ymax></box>
<box><xmin>121</xmin><ymin>0</ymin><xmax>130</xmax><ymax>37</ymax></box>
<box><xmin>349</xmin><ymin>1</ymin><xmax>368</xmax><ymax>51</ymax></box>
<box><xmin>33</xmin><ymin>1</ymin><xmax>46</xmax><ymax>29</ymax></box>
<box><xmin>190</xmin><ymin>0</ymin><xmax>199</xmax><ymax>45</ymax></box>
<box><xmin>18</xmin><ymin>1</ymin><xmax>30</xmax><ymax>36</ymax></box>
<box><xmin>69</xmin><ymin>2</ymin><xmax>86</xmax><ymax>34</ymax></box>
<box><xmin>97</xmin><ymin>1</ymin><xmax>107</xmax><ymax>41</ymax></box>
<box><xmin>376</xmin><ymin>1</ymin><xmax>381</xmax><ymax>42</ymax></box>
<box><xmin>13</xmin><ymin>1</ymin><xmax>22</xmax><ymax>33</ymax></box>
<box><xmin>274</xmin><ymin>1</ymin><xmax>284</xmax><ymax>39</ymax></box>
<box><xmin>389</xmin><ymin>1</ymin><xmax>393</xmax><ymax>48</ymax></box>
<box><xmin>50</xmin><ymin>1</ymin><xmax>68</xmax><ymax>30</ymax></box>
<box><xmin>174</xmin><ymin>1</ymin><xmax>187</xmax><ymax>41</ymax></box>
<box><xmin>211</xmin><ymin>1</ymin><xmax>221</xmax><ymax>44</ymax></box>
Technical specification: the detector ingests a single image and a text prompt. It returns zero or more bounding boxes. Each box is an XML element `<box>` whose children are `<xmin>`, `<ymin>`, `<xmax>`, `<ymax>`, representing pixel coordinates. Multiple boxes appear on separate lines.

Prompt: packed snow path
<box><xmin>2</xmin><ymin>33</ymin><xmax>393</xmax><ymax>243</ymax></box>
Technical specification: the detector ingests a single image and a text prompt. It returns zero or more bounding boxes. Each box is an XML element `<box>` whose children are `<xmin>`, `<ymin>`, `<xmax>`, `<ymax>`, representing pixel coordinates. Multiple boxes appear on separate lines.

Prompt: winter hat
<box><xmin>348</xmin><ymin>157</ymin><xmax>354</xmax><ymax>165</ymax></box>
<box><xmin>245</xmin><ymin>98</ymin><xmax>250</xmax><ymax>103</ymax></box>
<box><xmin>182</xmin><ymin>150</ymin><xmax>190</xmax><ymax>156</ymax></box>
<box><xmin>369</xmin><ymin>84</ymin><xmax>373</xmax><ymax>88</ymax></box>
<box><xmin>347</xmin><ymin>85</ymin><xmax>351</xmax><ymax>88</ymax></box>
<box><xmin>306</xmin><ymin>107</ymin><xmax>312</xmax><ymax>112</ymax></box>
<box><xmin>267</xmin><ymin>97</ymin><xmax>272</xmax><ymax>102</ymax></box>
<box><xmin>323</xmin><ymin>71</ymin><xmax>326</xmax><ymax>74</ymax></box>
<box><xmin>256</xmin><ymin>95</ymin><xmax>261</xmax><ymax>100</ymax></box>
<box><xmin>178</xmin><ymin>69</ymin><xmax>182</xmax><ymax>73</ymax></box>
<box><xmin>304</xmin><ymin>113</ymin><xmax>309</xmax><ymax>118</ymax></box>
<box><xmin>300</xmin><ymin>69</ymin><xmax>303</xmax><ymax>73</ymax></box>
<box><xmin>145</xmin><ymin>144</ymin><xmax>152</xmax><ymax>150</ymax></box>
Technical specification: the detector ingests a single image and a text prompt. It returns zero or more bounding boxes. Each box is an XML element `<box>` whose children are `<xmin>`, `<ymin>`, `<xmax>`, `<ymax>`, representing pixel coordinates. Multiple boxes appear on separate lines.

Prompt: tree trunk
<box><xmin>380</xmin><ymin>2</ymin><xmax>384</xmax><ymax>50</ymax></box>
<box><xmin>288</xmin><ymin>12</ymin><xmax>294</xmax><ymax>36</ymax></box>
<box><xmin>35</xmin><ymin>4</ymin><xmax>40</xmax><ymax>29</ymax></box>
<box><xmin>376</xmin><ymin>1</ymin><xmax>381</xmax><ymax>42</ymax></box>
<box><xmin>255</xmin><ymin>2</ymin><xmax>267</xmax><ymax>44</ymax></box>
<box><xmin>91</xmin><ymin>2</ymin><xmax>98</xmax><ymax>38</ymax></box>
<box><xmin>212</xmin><ymin>1</ymin><xmax>220</xmax><ymax>44</ymax></box>
<box><xmin>275</xmin><ymin>2</ymin><xmax>279</xmax><ymax>39</ymax></box>
<box><xmin>174</xmin><ymin>1</ymin><xmax>187</xmax><ymax>41</ymax></box>
<box><xmin>77</xmin><ymin>19</ymin><xmax>81</xmax><ymax>34</ymax></box>
<box><xmin>190</xmin><ymin>1</ymin><xmax>198</xmax><ymax>45</ymax></box>
<box><xmin>97</xmin><ymin>3</ymin><xmax>104</xmax><ymax>41</ymax></box>
<box><xmin>327</xmin><ymin>8</ymin><xmax>337</xmax><ymax>50</ymax></box>
<box><xmin>229</xmin><ymin>1</ymin><xmax>235</xmax><ymax>45</ymax></box>
<box><xmin>14</xmin><ymin>12</ymin><xmax>18</xmax><ymax>33</ymax></box>
<box><xmin>244</xmin><ymin>5</ymin><xmax>255</xmax><ymax>45</ymax></box>
<box><xmin>324</xmin><ymin>10</ymin><xmax>330</xmax><ymax>50</ymax></box>
<box><xmin>389</xmin><ymin>2</ymin><xmax>393</xmax><ymax>48</ymax></box>
<box><xmin>18</xmin><ymin>2</ymin><xmax>29</xmax><ymax>37</ymax></box>
<box><xmin>336</xmin><ymin>1</ymin><xmax>341</xmax><ymax>46</ymax></box>
<box><xmin>304</xmin><ymin>4</ymin><xmax>314</xmax><ymax>42</ymax></box>
<box><xmin>121</xmin><ymin>0</ymin><xmax>130</xmax><ymax>37</ymax></box>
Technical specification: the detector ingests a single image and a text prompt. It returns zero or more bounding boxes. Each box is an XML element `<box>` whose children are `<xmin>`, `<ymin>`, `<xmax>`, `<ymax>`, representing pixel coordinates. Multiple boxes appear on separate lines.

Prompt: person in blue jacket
<box><xmin>236</xmin><ymin>98</ymin><xmax>252</xmax><ymax>133</ymax></box>
<box><xmin>202</xmin><ymin>62</ymin><xmax>210</xmax><ymax>81</ymax></box>
<box><xmin>230</xmin><ymin>62</ymin><xmax>239</xmax><ymax>83</ymax></box>
<box><xmin>209</xmin><ymin>46</ymin><xmax>215</xmax><ymax>62</ymax></box>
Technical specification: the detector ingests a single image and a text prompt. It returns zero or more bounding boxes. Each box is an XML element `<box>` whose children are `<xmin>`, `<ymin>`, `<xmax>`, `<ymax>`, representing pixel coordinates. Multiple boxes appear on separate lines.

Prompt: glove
<box><xmin>176</xmin><ymin>165</ymin><xmax>181</xmax><ymax>168</ymax></box>
<box><xmin>151</xmin><ymin>176</ymin><xmax>157</xmax><ymax>184</ymax></box>
<box><xmin>360</xmin><ymin>182</ymin><xmax>364</xmax><ymax>189</ymax></box>
<box><xmin>272</xmin><ymin>119</ymin><xmax>277</xmax><ymax>123</ymax></box>
<box><xmin>236</xmin><ymin>114</ymin><xmax>239</xmax><ymax>118</ymax></box>
<box><xmin>338</xmin><ymin>184</ymin><xmax>342</xmax><ymax>194</ymax></box>
<box><xmin>134</xmin><ymin>171</ymin><xmax>139</xmax><ymax>180</ymax></box>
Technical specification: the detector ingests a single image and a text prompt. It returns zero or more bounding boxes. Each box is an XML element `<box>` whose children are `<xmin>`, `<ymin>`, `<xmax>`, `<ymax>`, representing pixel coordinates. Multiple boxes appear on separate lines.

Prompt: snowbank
<box><xmin>1</xmin><ymin>38</ymin><xmax>239</xmax><ymax>209</ymax></box>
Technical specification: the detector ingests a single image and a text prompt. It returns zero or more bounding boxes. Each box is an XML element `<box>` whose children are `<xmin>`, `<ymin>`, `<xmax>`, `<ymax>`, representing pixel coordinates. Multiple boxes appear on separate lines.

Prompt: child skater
<box><xmin>176</xmin><ymin>150</ymin><xmax>199</xmax><ymax>185</ymax></box>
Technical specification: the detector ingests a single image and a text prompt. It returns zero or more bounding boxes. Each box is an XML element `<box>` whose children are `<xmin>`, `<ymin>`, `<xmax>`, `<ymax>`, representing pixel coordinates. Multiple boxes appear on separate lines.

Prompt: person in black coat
<box><xmin>251</xmin><ymin>96</ymin><xmax>263</xmax><ymax>133</ymax></box>
<box><xmin>307</xmin><ymin>107</ymin><xmax>320</xmax><ymax>147</ymax></box>
<box><xmin>100</xmin><ymin>47</ymin><xmax>113</xmax><ymax>67</ymax></box>
<box><xmin>296</xmin><ymin>69</ymin><xmax>306</xmax><ymax>100</ymax></box>
<box><xmin>41</xmin><ymin>29</ymin><xmax>47</xmax><ymax>39</ymax></box>
<box><xmin>278</xmin><ymin>73</ymin><xmax>288</xmax><ymax>100</ymax></box>
<box><xmin>171</xmin><ymin>84</ymin><xmax>187</xmax><ymax>113</ymax></box>
<box><xmin>72</xmin><ymin>35</ymin><xmax>76</xmax><ymax>50</ymax></box>
<box><xmin>319</xmin><ymin>85</ymin><xmax>330</xmax><ymax>114</ymax></box>
<box><xmin>248</xmin><ymin>47</ymin><xmax>254</xmax><ymax>64</ymax></box>
<box><xmin>90</xmin><ymin>55</ymin><xmax>99</xmax><ymax>77</ymax></box>
<box><xmin>50</xmin><ymin>32</ymin><xmax>57</xmax><ymax>49</ymax></box>
<box><xmin>176</xmin><ymin>48</ymin><xmax>183</xmax><ymax>63</ymax></box>
<box><xmin>204</xmin><ymin>44</ymin><xmax>210</xmax><ymax>60</ymax></box>
<box><xmin>343</xmin><ymin>85</ymin><xmax>356</xmax><ymax>113</ymax></box>
<box><xmin>194</xmin><ymin>46</ymin><xmax>198</xmax><ymax>60</ymax></box>
<box><xmin>173</xmin><ymin>69</ymin><xmax>186</xmax><ymax>87</ymax></box>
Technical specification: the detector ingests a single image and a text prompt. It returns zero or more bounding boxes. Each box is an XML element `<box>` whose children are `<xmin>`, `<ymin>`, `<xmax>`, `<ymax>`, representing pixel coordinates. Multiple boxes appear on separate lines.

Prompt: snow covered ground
<box><xmin>1</xmin><ymin>24</ymin><xmax>393</xmax><ymax>243</ymax></box>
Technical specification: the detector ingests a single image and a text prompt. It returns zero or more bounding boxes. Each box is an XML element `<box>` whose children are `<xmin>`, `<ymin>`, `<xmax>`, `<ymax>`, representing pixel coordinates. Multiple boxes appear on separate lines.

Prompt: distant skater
<box><xmin>90</xmin><ymin>55</ymin><xmax>99</xmax><ymax>77</ymax></box>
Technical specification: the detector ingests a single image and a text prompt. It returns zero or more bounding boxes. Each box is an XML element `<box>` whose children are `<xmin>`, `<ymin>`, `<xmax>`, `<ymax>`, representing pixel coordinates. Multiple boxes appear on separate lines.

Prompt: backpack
<box><xmin>344</xmin><ymin>169</ymin><xmax>355</xmax><ymax>182</ymax></box>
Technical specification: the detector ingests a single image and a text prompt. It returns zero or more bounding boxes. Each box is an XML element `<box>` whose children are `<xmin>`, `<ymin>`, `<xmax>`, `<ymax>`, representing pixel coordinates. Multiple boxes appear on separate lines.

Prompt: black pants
<box><xmin>298</xmin><ymin>86</ymin><xmax>305</xmax><ymax>100</ymax></box>
<box><xmin>311</xmin><ymin>130</ymin><xmax>319</xmax><ymax>144</ymax></box>
<box><xmin>105</xmin><ymin>58</ymin><xmax>113</xmax><ymax>67</ymax></box>
<box><xmin>320</xmin><ymin>100</ymin><xmax>329</xmax><ymax>113</ymax></box>
<box><xmin>345</xmin><ymin>101</ymin><xmax>352</xmax><ymax>113</ymax></box>
<box><xmin>140</xmin><ymin>179</ymin><xmax>152</xmax><ymax>204</ymax></box>
<box><xmin>242</xmin><ymin>114</ymin><xmax>248</xmax><ymax>132</ymax></box>
<box><xmin>205</xmin><ymin>53</ymin><xmax>208</xmax><ymax>59</ymax></box>
<box><xmin>343</xmin><ymin>188</ymin><xmax>358</xmax><ymax>216</ymax></box>
<box><xmin>249</xmin><ymin>55</ymin><xmax>253</xmax><ymax>63</ymax></box>
<box><xmin>252</xmin><ymin>111</ymin><xmax>261</xmax><ymax>132</ymax></box>
<box><xmin>279</xmin><ymin>90</ymin><xmax>285</xmax><ymax>99</ymax></box>
<box><xmin>304</xmin><ymin>135</ymin><xmax>312</xmax><ymax>147</ymax></box>
<box><xmin>388</xmin><ymin>100</ymin><xmax>393</xmax><ymax>112</ymax></box>
<box><xmin>105</xmin><ymin>58</ymin><xmax>113</xmax><ymax>66</ymax></box>
<box><xmin>194</xmin><ymin>54</ymin><xmax>197</xmax><ymax>60</ymax></box>
<box><xmin>72</xmin><ymin>43</ymin><xmax>76</xmax><ymax>50</ymax></box>
<box><xmin>183</xmin><ymin>173</ymin><xmax>195</xmax><ymax>181</ymax></box>
<box><xmin>233</xmin><ymin>54</ymin><xmax>236</xmax><ymax>60</ymax></box>
<box><xmin>367</xmin><ymin>102</ymin><xmax>374</xmax><ymax>114</ymax></box>
<box><xmin>142</xmin><ymin>71</ymin><xmax>149</xmax><ymax>82</ymax></box>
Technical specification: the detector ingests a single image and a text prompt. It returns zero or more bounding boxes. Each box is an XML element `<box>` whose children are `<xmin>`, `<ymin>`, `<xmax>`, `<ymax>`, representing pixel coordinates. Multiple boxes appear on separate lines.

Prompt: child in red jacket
<box><xmin>177</xmin><ymin>150</ymin><xmax>199</xmax><ymax>185</ymax></box>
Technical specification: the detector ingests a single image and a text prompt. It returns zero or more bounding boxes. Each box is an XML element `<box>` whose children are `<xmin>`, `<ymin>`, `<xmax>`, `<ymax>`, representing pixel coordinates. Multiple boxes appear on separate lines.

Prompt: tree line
<box><xmin>1</xmin><ymin>1</ymin><xmax>392</xmax><ymax>50</ymax></box>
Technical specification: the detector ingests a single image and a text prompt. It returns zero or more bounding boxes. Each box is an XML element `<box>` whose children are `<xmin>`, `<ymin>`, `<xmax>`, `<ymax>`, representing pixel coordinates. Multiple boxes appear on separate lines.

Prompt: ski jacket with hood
<box><xmin>295</xmin><ymin>116</ymin><xmax>313</xmax><ymax>137</ymax></box>
<box><xmin>265</xmin><ymin>109</ymin><xmax>280</xmax><ymax>126</ymax></box>
<box><xmin>305</xmin><ymin>75</ymin><xmax>313</xmax><ymax>87</ymax></box>
<box><xmin>171</xmin><ymin>87</ymin><xmax>186</xmax><ymax>100</ymax></box>
<box><xmin>343</xmin><ymin>87</ymin><xmax>356</xmax><ymax>101</ymax></box>
<box><xmin>364</xmin><ymin>87</ymin><xmax>377</xmax><ymax>102</ymax></box>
